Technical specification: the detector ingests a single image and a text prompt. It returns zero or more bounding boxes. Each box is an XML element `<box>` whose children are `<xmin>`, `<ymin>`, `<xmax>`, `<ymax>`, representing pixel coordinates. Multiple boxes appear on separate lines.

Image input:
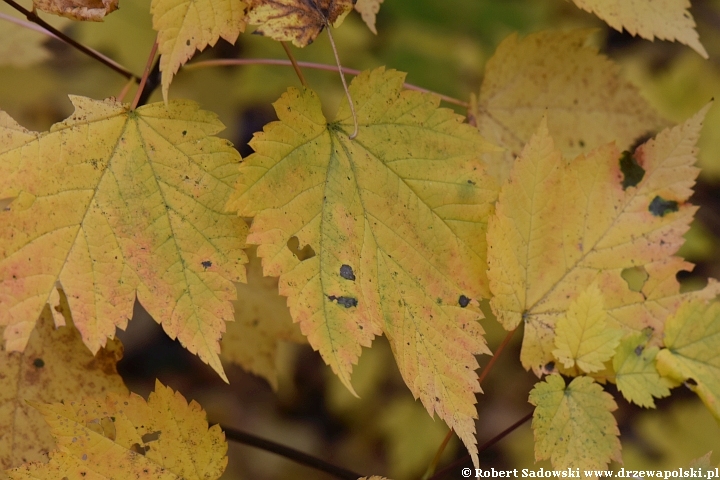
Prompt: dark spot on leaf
<box><xmin>327</xmin><ymin>295</ymin><xmax>358</xmax><ymax>308</ymax></box>
<box><xmin>634</xmin><ymin>345</ymin><xmax>644</xmax><ymax>356</ymax></box>
<box><xmin>578</xmin><ymin>140</ymin><xmax>585</xmax><ymax>147</ymax></box>
<box><xmin>649</xmin><ymin>196</ymin><xmax>679</xmax><ymax>217</ymax></box>
<box><xmin>619</xmin><ymin>150</ymin><xmax>646</xmax><ymax>189</ymax></box>
<box><xmin>287</xmin><ymin>236</ymin><xmax>316</xmax><ymax>260</ymax></box>
<box><xmin>186</xmin><ymin>40</ymin><xmax>190</xmax><ymax>46</ymax></box>
<box><xmin>544</xmin><ymin>361</ymin><xmax>555</xmax><ymax>373</ymax></box>
<box><xmin>686</xmin><ymin>378</ymin><xmax>698</xmax><ymax>387</ymax></box>
<box><xmin>458</xmin><ymin>295</ymin><xmax>470</xmax><ymax>308</ymax></box>
<box><xmin>130</xmin><ymin>443</ymin><xmax>149</xmax><ymax>455</ymax></box>
<box><xmin>33</xmin><ymin>358</ymin><xmax>44</xmax><ymax>368</ymax></box>
<box><xmin>467</xmin><ymin>179</ymin><xmax>476</xmax><ymax>185</ymax></box>
<box><xmin>201</xmin><ymin>260</ymin><xmax>212</xmax><ymax>269</ymax></box>
<box><xmin>340</xmin><ymin>264</ymin><xmax>355</xmax><ymax>281</ymax></box>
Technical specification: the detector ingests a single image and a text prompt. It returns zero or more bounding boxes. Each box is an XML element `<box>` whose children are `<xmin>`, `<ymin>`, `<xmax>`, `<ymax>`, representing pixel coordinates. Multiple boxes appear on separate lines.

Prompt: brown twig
<box><xmin>184</xmin><ymin>58</ymin><xmax>470</xmax><ymax>108</ymax></box>
<box><xmin>280</xmin><ymin>41</ymin><xmax>307</xmax><ymax>87</ymax></box>
<box><xmin>1</xmin><ymin>0</ymin><xmax>138</xmax><ymax>82</ymax></box>
<box><xmin>131</xmin><ymin>40</ymin><xmax>158</xmax><ymax>109</ymax></box>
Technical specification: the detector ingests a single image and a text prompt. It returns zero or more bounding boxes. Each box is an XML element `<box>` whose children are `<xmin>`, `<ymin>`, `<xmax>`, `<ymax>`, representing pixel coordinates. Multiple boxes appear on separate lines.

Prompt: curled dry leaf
<box><xmin>246</xmin><ymin>0</ymin><xmax>355</xmax><ymax>47</ymax></box>
<box><xmin>354</xmin><ymin>0</ymin><xmax>384</xmax><ymax>34</ymax></box>
<box><xmin>32</xmin><ymin>0</ymin><xmax>118</xmax><ymax>21</ymax></box>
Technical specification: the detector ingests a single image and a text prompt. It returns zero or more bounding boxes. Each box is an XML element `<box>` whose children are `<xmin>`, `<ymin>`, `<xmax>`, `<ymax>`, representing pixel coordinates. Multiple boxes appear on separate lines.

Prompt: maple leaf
<box><xmin>552</xmin><ymin>283</ymin><xmax>623</xmax><ymax>374</ymax></box>
<box><xmin>227</xmin><ymin>67</ymin><xmax>498</xmax><ymax>466</ymax></box>
<box><xmin>246</xmin><ymin>0</ymin><xmax>355</xmax><ymax>47</ymax></box>
<box><xmin>0</xmin><ymin>97</ymin><xmax>247</xmax><ymax>381</ymax></box>
<box><xmin>656</xmin><ymin>297</ymin><xmax>720</xmax><ymax>420</ymax></box>
<box><xmin>151</xmin><ymin>0</ymin><xmax>247</xmax><ymax>101</ymax></box>
<box><xmin>31</xmin><ymin>0</ymin><xmax>117</xmax><ymax>21</ymax></box>
<box><xmin>220</xmin><ymin>246</ymin><xmax>306</xmax><ymax>389</ymax></box>
<box><xmin>354</xmin><ymin>0</ymin><xmax>384</xmax><ymax>34</ymax></box>
<box><xmin>613</xmin><ymin>330</ymin><xmax>672</xmax><ymax>408</ymax></box>
<box><xmin>487</xmin><ymin>106</ymin><xmax>711</xmax><ymax>374</ymax></box>
<box><xmin>6</xmin><ymin>381</ymin><xmax>227</xmax><ymax>480</ymax></box>
<box><xmin>470</xmin><ymin>29</ymin><xmax>666</xmax><ymax>184</ymax></box>
<box><xmin>529</xmin><ymin>374</ymin><xmax>621</xmax><ymax>470</ymax></box>
<box><xmin>0</xmin><ymin>289</ymin><xmax>127</xmax><ymax>476</ymax></box>
<box><xmin>570</xmin><ymin>0</ymin><xmax>707</xmax><ymax>59</ymax></box>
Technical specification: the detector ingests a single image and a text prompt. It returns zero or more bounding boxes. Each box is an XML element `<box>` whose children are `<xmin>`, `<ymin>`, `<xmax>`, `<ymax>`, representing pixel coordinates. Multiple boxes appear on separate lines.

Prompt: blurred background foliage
<box><xmin>1</xmin><ymin>0</ymin><xmax>720</xmax><ymax>478</ymax></box>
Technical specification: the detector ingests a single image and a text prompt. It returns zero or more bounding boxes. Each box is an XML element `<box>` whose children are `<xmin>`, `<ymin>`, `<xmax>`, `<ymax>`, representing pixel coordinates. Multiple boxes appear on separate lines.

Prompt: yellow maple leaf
<box><xmin>228</xmin><ymin>67</ymin><xmax>498</xmax><ymax>467</ymax></box>
<box><xmin>487</xmin><ymin>106</ymin><xmax>711</xmax><ymax>375</ymax></box>
<box><xmin>570</xmin><ymin>0</ymin><xmax>707</xmax><ymax>59</ymax></box>
<box><xmin>529</xmin><ymin>374</ymin><xmax>621</xmax><ymax>470</ymax></box>
<box><xmin>552</xmin><ymin>283</ymin><xmax>623</xmax><ymax>374</ymax></box>
<box><xmin>246</xmin><ymin>0</ymin><xmax>354</xmax><ymax>47</ymax></box>
<box><xmin>0</xmin><ymin>289</ymin><xmax>127</xmax><ymax>477</ymax></box>
<box><xmin>7</xmin><ymin>381</ymin><xmax>227</xmax><ymax>480</ymax></box>
<box><xmin>470</xmin><ymin>29</ymin><xmax>666</xmax><ymax>184</ymax></box>
<box><xmin>220</xmin><ymin>246</ymin><xmax>306</xmax><ymax>389</ymax></box>
<box><xmin>613</xmin><ymin>330</ymin><xmax>673</xmax><ymax>408</ymax></box>
<box><xmin>354</xmin><ymin>0</ymin><xmax>384</xmax><ymax>35</ymax></box>
<box><xmin>151</xmin><ymin>0</ymin><xmax>246</xmax><ymax>101</ymax></box>
<box><xmin>656</xmin><ymin>297</ymin><xmax>720</xmax><ymax>420</ymax></box>
<box><xmin>0</xmin><ymin>97</ymin><xmax>247</xmax><ymax>381</ymax></box>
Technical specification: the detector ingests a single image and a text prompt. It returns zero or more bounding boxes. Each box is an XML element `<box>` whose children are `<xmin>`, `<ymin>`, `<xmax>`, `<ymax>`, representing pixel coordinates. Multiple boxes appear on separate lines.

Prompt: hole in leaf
<box><xmin>621</xmin><ymin>266</ymin><xmax>649</xmax><ymax>292</ymax></box>
<box><xmin>287</xmin><ymin>236</ymin><xmax>316</xmax><ymax>260</ymax></box>
<box><xmin>458</xmin><ymin>295</ymin><xmax>470</xmax><ymax>308</ymax></box>
<box><xmin>619</xmin><ymin>150</ymin><xmax>645</xmax><ymax>189</ymax></box>
<box><xmin>33</xmin><ymin>358</ymin><xmax>45</xmax><ymax>368</ymax></box>
<box><xmin>340</xmin><ymin>264</ymin><xmax>355</xmax><ymax>281</ymax></box>
<box><xmin>130</xmin><ymin>443</ymin><xmax>149</xmax><ymax>455</ymax></box>
<box><xmin>327</xmin><ymin>295</ymin><xmax>358</xmax><ymax>308</ymax></box>
<box><xmin>0</xmin><ymin>197</ymin><xmax>13</xmax><ymax>211</ymax></box>
<box><xmin>649</xmin><ymin>196</ymin><xmax>679</xmax><ymax>217</ymax></box>
<box><xmin>141</xmin><ymin>431</ymin><xmax>160</xmax><ymax>443</ymax></box>
<box><xmin>686</xmin><ymin>378</ymin><xmax>698</xmax><ymax>387</ymax></box>
<box><xmin>543</xmin><ymin>361</ymin><xmax>555</xmax><ymax>374</ymax></box>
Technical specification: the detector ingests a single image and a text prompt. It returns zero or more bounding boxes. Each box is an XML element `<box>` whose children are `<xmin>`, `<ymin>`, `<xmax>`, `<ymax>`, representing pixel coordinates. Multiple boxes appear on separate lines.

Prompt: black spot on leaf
<box><xmin>634</xmin><ymin>345</ymin><xmax>644</xmax><ymax>356</ymax></box>
<box><xmin>340</xmin><ymin>264</ymin><xmax>355</xmax><ymax>281</ymax></box>
<box><xmin>33</xmin><ymin>358</ymin><xmax>44</xmax><ymax>368</ymax></box>
<box><xmin>327</xmin><ymin>295</ymin><xmax>358</xmax><ymax>308</ymax></box>
<box><xmin>649</xmin><ymin>196</ymin><xmax>679</xmax><ymax>217</ymax></box>
<box><xmin>619</xmin><ymin>150</ymin><xmax>645</xmax><ymax>189</ymax></box>
<box><xmin>458</xmin><ymin>295</ymin><xmax>470</xmax><ymax>307</ymax></box>
<box><xmin>201</xmin><ymin>260</ymin><xmax>212</xmax><ymax>269</ymax></box>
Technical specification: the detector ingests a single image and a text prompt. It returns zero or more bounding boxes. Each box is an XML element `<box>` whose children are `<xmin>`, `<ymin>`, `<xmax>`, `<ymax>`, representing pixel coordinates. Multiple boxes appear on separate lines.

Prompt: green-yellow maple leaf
<box><xmin>487</xmin><ymin>106</ymin><xmax>713</xmax><ymax>375</ymax></box>
<box><xmin>469</xmin><ymin>29</ymin><xmax>666</xmax><ymax>184</ymax></box>
<box><xmin>0</xmin><ymin>97</ymin><xmax>247</xmax><ymax>381</ymax></box>
<box><xmin>553</xmin><ymin>283</ymin><xmax>623</xmax><ymax>374</ymax></box>
<box><xmin>529</xmin><ymin>374</ymin><xmax>621</xmax><ymax>470</ymax></box>
<box><xmin>570</xmin><ymin>0</ymin><xmax>707</xmax><ymax>59</ymax></box>
<box><xmin>0</xmin><ymin>289</ymin><xmax>127</xmax><ymax>477</ymax></box>
<box><xmin>656</xmin><ymin>297</ymin><xmax>720</xmax><ymax>420</ymax></box>
<box><xmin>227</xmin><ymin>67</ymin><xmax>498</xmax><ymax>466</ymax></box>
<box><xmin>246</xmin><ymin>0</ymin><xmax>354</xmax><ymax>47</ymax></box>
<box><xmin>151</xmin><ymin>0</ymin><xmax>246</xmax><ymax>101</ymax></box>
<box><xmin>7</xmin><ymin>381</ymin><xmax>227</xmax><ymax>480</ymax></box>
<box><xmin>613</xmin><ymin>331</ymin><xmax>672</xmax><ymax>408</ymax></box>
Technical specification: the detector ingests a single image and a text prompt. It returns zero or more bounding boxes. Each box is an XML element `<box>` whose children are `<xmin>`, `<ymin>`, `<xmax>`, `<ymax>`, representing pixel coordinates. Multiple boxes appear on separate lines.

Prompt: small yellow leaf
<box><xmin>228</xmin><ymin>67</ymin><xmax>498</xmax><ymax>467</ymax></box>
<box><xmin>32</xmin><ymin>0</ymin><xmax>117</xmax><ymax>20</ymax></box>
<box><xmin>0</xmin><ymin>97</ymin><xmax>247</xmax><ymax>381</ymax></box>
<box><xmin>553</xmin><ymin>284</ymin><xmax>623</xmax><ymax>373</ymax></box>
<box><xmin>529</xmin><ymin>375</ymin><xmax>620</xmax><ymax>470</ymax></box>
<box><xmin>570</xmin><ymin>0</ymin><xmax>707</xmax><ymax>58</ymax></box>
<box><xmin>220</xmin><ymin>246</ymin><xmax>306</xmax><ymax>389</ymax></box>
<box><xmin>0</xmin><ymin>289</ymin><xmax>127</xmax><ymax>476</ymax></box>
<box><xmin>613</xmin><ymin>331</ymin><xmax>673</xmax><ymax>408</ymax></box>
<box><xmin>471</xmin><ymin>30</ymin><xmax>665</xmax><ymax>184</ymax></box>
<box><xmin>488</xmin><ymin>105</ymin><xmax>709</xmax><ymax>374</ymax></box>
<box><xmin>7</xmin><ymin>381</ymin><xmax>227</xmax><ymax>480</ymax></box>
<box><xmin>151</xmin><ymin>0</ymin><xmax>246</xmax><ymax>101</ymax></box>
<box><xmin>246</xmin><ymin>0</ymin><xmax>354</xmax><ymax>47</ymax></box>
<box><xmin>656</xmin><ymin>298</ymin><xmax>720</xmax><ymax>420</ymax></box>
<box><xmin>354</xmin><ymin>0</ymin><xmax>384</xmax><ymax>34</ymax></box>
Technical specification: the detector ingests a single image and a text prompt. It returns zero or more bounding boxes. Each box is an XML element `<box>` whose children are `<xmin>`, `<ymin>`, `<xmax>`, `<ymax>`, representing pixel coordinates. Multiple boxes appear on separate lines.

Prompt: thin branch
<box><xmin>221</xmin><ymin>424</ymin><xmax>364</xmax><ymax>480</ymax></box>
<box><xmin>281</xmin><ymin>41</ymin><xmax>307</xmax><ymax>87</ymax></box>
<box><xmin>184</xmin><ymin>58</ymin><xmax>470</xmax><ymax>108</ymax></box>
<box><xmin>427</xmin><ymin>411</ymin><xmax>534</xmax><ymax>480</ymax></box>
<box><xmin>0</xmin><ymin>10</ymin><xmax>57</xmax><ymax>36</ymax></box>
<box><xmin>131</xmin><ymin>40</ymin><xmax>158</xmax><ymax>109</ymax></box>
<box><xmin>1</xmin><ymin>0</ymin><xmax>139</xmax><ymax>82</ymax></box>
<box><xmin>422</xmin><ymin>429</ymin><xmax>453</xmax><ymax>480</ymax></box>
<box><xmin>324</xmin><ymin>25</ymin><xmax>358</xmax><ymax>139</ymax></box>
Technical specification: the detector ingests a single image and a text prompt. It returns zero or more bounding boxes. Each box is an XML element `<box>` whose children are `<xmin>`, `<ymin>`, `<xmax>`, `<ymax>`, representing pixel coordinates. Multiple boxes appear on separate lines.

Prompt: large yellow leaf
<box><xmin>0</xmin><ymin>289</ymin><xmax>127</xmax><ymax>478</ymax></box>
<box><xmin>246</xmin><ymin>0</ymin><xmax>354</xmax><ymax>47</ymax></box>
<box><xmin>7</xmin><ymin>381</ymin><xmax>227</xmax><ymax>480</ymax></box>
<box><xmin>470</xmin><ymin>30</ymin><xmax>665</xmax><ymax>184</ymax></box>
<box><xmin>487</xmin><ymin>107</ymin><xmax>710</xmax><ymax>374</ymax></box>
<box><xmin>228</xmin><ymin>67</ymin><xmax>498</xmax><ymax>466</ymax></box>
<box><xmin>220</xmin><ymin>246</ymin><xmax>306</xmax><ymax>389</ymax></box>
<box><xmin>0</xmin><ymin>97</ymin><xmax>247</xmax><ymax>381</ymax></box>
<box><xmin>529</xmin><ymin>375</ymin><xmax>620</xmax><ymax>470</ymax></box>
<box><xmin>570</xmin><ymin>0</ymin><xmax>707</xmax><ymax>59</ymax></box>
<box><xmin>656</xmin><ymin>297</ymin><xmax>720</xmax><ymax>420</ymax></box>
<box><xmin>151</xmin><ymin>0</ymin><xmax>246</xmax><ymax>101</ymax></box>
